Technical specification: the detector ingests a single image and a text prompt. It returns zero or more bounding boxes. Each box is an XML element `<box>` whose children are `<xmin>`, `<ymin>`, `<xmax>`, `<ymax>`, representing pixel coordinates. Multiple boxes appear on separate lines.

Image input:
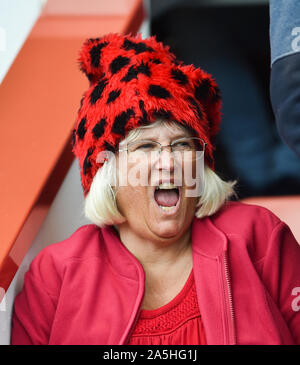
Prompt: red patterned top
<box><xmin>128</xmin><ymin>269</ymin><xmax>206</xmax><ymax>345</ymax></box>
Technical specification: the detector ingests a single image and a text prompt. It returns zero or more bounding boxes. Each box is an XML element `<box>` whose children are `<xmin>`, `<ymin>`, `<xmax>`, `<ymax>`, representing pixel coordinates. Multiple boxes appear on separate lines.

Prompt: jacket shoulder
<box><xmin>212</xmin><ymin>200</ymin><xmax>282</xmax><ymax>229</ymax></box>
<box><xmin>25</xmin><ymin>224</ymin><xmax>104</xmax><ymax>294</ymax></box>
<box><xmin>210</xmin><ymin>201</ymin><xmax>283</xmax><ymax>257</ymax></box>
<box><xmin>41</xmin><ymin>224</ymin><xmax>103</xmax><ymax>257</ymax></box>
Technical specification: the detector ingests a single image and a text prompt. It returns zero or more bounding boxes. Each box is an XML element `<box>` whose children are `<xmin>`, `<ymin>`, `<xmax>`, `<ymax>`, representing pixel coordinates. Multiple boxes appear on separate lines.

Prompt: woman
<box><xmin>11</xmin><ymin>33</ymin><xmax>300</xmax><ymax>345</ymax></box>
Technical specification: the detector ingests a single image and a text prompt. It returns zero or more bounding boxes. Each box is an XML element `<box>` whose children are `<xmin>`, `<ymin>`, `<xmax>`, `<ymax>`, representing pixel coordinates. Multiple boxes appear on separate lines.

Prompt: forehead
<box><xmin>137</xmin><ymin>121</ymin><xmax>192</xmax><ymax>140</ymax></box>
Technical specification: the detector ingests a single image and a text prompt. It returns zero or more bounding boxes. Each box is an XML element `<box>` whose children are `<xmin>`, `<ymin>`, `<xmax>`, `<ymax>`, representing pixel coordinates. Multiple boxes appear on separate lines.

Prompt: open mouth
<box><xmin>154</xmin><ymin>183</ymin><xmax>180</xmax><ymax>212</ymax></box>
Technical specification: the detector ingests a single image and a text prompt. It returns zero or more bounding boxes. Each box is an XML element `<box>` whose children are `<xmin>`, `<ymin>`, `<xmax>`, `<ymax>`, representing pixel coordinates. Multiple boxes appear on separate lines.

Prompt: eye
<box><xmin>176</xmin><ymin>141</ymin><xmax>190</xmax><ymax>146</ymax></box>
<box><xmin>130</xmin><ymin>141</ymin><xmax>158</xmax><ymax>152</ymax></box>
<box><xmin>172</xmin><ymin>140</ymin><xmax>193</xmax><ymax>150</ymax></box>
<box><xmin>138</xmin><ymin>143</ymin><xmax>156</xmax><ymax>149</ymax></box>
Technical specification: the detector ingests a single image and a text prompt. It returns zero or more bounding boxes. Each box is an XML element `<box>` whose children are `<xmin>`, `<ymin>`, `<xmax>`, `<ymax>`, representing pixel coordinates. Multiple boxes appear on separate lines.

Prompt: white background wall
<box><xmin>0</xmin><ymin>0</ymin><xmax>47</xmax><ymax>84</ymax></box>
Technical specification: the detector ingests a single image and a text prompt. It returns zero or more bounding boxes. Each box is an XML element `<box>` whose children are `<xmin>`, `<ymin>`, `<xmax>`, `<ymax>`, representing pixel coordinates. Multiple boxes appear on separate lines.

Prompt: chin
<box><xmin>150</xmin><ymin>220</ymin><xmax>185</xmax><ymax>240</ymax></box>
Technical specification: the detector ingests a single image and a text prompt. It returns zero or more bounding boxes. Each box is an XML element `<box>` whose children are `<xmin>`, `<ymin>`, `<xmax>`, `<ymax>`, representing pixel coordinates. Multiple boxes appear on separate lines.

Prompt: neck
<box><xmin>114</xmin><ymin>224</ymin><xmax>193</xmax><ymax>310</ymax></box>
<box><xmin>114</xmin><ymin>224</ymin><xmax>193</xmax><ymax>277</ymax></box>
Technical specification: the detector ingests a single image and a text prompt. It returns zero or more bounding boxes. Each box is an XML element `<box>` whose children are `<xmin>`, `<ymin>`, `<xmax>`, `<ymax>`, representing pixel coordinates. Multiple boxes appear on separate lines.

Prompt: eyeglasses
<box><xmin>119</xmin><ymin>137</ymin><xmax>206</xmax><ymax>161</ymax></box>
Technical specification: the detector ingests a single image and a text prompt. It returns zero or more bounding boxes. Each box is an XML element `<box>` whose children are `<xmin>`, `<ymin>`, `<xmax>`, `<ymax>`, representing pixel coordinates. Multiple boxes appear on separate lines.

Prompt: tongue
<box><xmin>154</xmin><ymin>189</ymin><xmax>179</xmax><ymax>207</ymax></box>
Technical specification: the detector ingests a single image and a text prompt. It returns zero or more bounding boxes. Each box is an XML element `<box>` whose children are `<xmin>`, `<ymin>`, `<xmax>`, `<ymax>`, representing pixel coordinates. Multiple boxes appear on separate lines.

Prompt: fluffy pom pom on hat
<box><xmin>72</xmin><ymin>33</ymin><xmax>222</xmax><ymax>197</ymax></box>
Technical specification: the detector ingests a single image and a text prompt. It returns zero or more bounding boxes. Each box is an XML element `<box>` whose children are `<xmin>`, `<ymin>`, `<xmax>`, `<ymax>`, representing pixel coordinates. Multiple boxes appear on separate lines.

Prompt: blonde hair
<box><xmin>84</xmin><ymin>120</ymin><xmax>237</xmax><ymax>227</ymax></box>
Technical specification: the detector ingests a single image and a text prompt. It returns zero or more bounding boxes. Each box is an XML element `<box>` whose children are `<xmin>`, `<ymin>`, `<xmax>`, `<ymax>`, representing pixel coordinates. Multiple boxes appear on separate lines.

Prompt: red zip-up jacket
<box><xmin>11</xmin><ymin>201</ymin><xmax>300</xmax><ymax>345</ymax></box>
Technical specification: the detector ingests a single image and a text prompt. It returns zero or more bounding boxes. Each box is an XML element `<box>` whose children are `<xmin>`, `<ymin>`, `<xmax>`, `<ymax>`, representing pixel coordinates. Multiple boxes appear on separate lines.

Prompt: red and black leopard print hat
<box><xmin>72</xmin><ymin>33</ymin><xmax>222</xmax><ymax>197</ymax></box>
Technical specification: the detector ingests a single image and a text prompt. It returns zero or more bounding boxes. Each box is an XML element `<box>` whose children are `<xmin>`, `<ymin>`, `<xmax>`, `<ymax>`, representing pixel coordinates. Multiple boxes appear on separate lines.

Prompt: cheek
<box><xmin>117</xmin><ymin>155</ymin><xmax>152</xmax><ymax>187</ymax></box>
<box><xmin>116</xmin><ymin>157</ymin><xmax>152</xmax><ymax>216</ymax></box>
<box><xmin>116</xmin><ymin>185</ymin><xmax>147</xmax><ymax>218</ymax></box>
<box><xmin>187</xmin><ymin>197</ymin><xmax>199</xmax><ymax>213</ymax></box>
<box><xmin>181</xmin><ymin>159</ymin><xmax>203</xmax><ymax>197</ymax></box>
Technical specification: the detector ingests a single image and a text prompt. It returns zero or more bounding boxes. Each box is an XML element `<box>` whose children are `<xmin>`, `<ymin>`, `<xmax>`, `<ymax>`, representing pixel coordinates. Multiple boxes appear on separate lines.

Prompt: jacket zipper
<box><xmin>223</xmin><ymin>250</ymin><xmax>236</xmax><ymax>344</ymax></box>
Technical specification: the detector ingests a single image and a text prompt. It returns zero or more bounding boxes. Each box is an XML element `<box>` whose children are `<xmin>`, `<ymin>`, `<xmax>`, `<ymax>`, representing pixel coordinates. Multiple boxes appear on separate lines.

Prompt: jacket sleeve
<box><xmin>269</xmin><ymin>0</ymin><xmax>300</xmax><ymax>158</ymax></box>
<box><xmin>10</xmin><ymin>249</ymin><xmax>60</xmax><ymax>345</ymax></box>
<box><xmin>261</xmin><ymin>221</ymin><xmax>300</xmax><ymax>344</ymax></box>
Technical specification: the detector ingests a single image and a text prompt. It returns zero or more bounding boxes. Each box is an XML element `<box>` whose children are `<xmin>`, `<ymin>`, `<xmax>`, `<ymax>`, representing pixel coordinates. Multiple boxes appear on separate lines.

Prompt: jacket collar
<box><xmin>101</xmin><ymin>225</ymin><xmax>145</xmax><ymax>282</ymax></box>
<box><xmin>192</xmin><ymin>216</ymin><xmax>228</xmax><ymax>258</ymax></box>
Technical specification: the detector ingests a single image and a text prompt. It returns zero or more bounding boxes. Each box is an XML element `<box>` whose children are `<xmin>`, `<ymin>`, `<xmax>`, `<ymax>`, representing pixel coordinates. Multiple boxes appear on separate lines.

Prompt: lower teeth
<box><xmin>159</xmin><ymin>205</ymin><xmax>175</xmax><ymax>211</ymax></box>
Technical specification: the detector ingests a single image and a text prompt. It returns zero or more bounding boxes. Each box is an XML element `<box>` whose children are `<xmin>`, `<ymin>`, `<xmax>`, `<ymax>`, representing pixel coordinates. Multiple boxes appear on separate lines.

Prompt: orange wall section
<box><xmin>0</xmin><ymin>0</ymin><xmax>145</xmax><ymax>295</ymax></box>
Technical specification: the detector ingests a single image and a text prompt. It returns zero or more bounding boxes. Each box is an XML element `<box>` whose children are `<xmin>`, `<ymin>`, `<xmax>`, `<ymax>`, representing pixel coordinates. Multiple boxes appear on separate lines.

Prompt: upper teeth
<box><xmin>156</xmin><ymin>183</ymin><xmax>178</xmax><ymax>190</ymax></box>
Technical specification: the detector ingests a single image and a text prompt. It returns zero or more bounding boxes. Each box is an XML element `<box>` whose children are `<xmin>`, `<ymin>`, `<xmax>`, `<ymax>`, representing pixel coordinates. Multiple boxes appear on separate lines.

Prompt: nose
<box><xmin>158</xmin><ymin>146</ymin><xmax>175</xmax><ymax>172</ymax></box>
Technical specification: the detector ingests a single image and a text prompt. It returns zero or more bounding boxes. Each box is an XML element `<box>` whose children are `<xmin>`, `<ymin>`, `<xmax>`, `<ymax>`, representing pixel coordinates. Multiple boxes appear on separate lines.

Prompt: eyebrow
<box><xmin>136</xmin><ymin>134</ymin><xmax>189</xmax><ymax>141</ymax></box>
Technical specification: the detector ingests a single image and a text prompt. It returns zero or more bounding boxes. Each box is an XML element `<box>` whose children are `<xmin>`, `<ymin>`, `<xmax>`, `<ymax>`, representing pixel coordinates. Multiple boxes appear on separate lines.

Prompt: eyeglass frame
<box><xmin>118</xmin><ymin>137</ymin><xmax>207</xmax><ymax>156</ymax></box>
